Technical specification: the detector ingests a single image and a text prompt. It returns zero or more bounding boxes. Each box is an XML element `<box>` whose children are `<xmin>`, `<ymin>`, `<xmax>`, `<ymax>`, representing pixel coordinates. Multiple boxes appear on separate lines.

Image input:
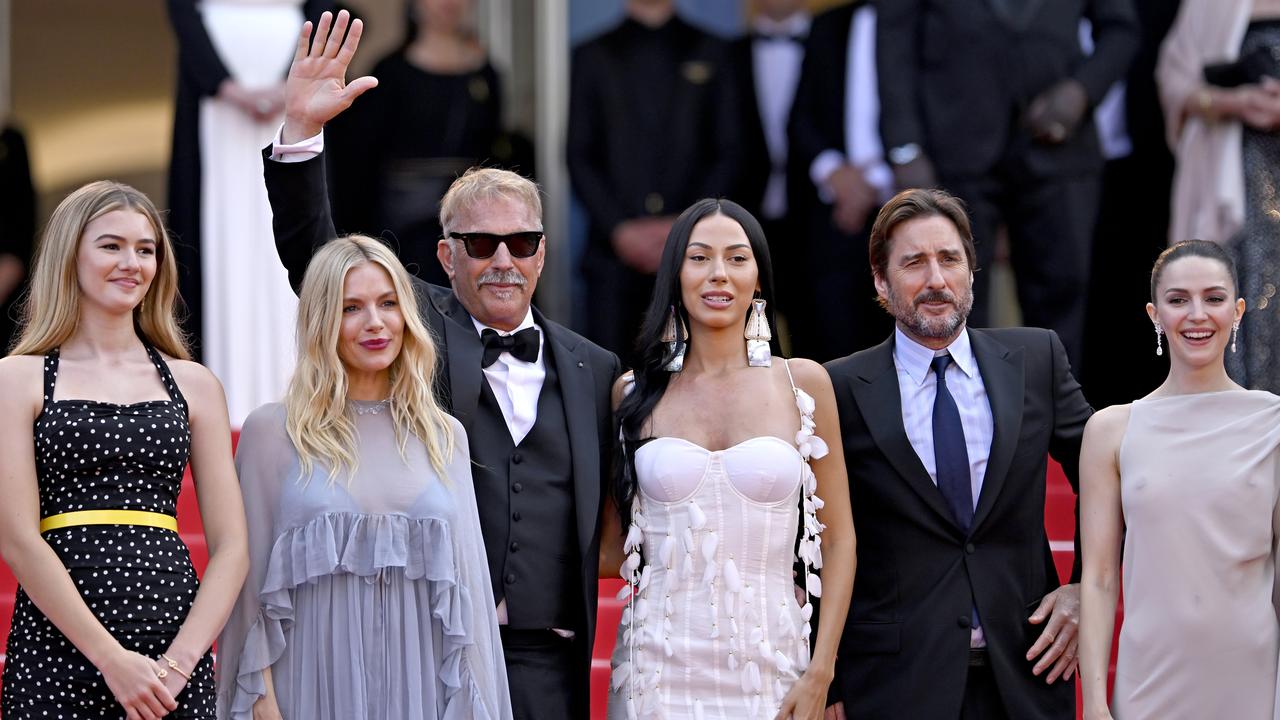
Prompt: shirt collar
<box><xmin>893</xmin><ymin>325</ymin><xmax>977</xmax><ymax>386</ymax></box>
<box><xmin>752</xmin><ymin>12</ymin><xmax>811</xmax><ymax>38</ymax></box>
<box><xmin>471</xmin><ymin>308</ymin><xmax>538</xmax><ymax>338</ymax></box>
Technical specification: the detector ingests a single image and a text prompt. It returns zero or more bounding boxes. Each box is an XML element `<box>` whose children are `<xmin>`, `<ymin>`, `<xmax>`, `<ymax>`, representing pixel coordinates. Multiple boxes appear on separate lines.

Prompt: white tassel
<box><xmin>749</xmin><ymin>626</ymin><xmax>764</xmax><ymax>646</ymax></box>
<box><xmin>638</xmin><ymin>565</ymin><xmax>653</xmax><ymax>592</ymax></box>
<box><xmin>728</xmin><ymin>651</ymin><xmax>738</xmax><ymax>671</ymax></box>
<box><xmin>746</xmin><ymin>661</ymin><xmax>762</xmax><ymax>691</ymax></box>
<box><xmin>624</xmin><ymin>523</ymin><xmax>643</xmax><ymax>553</ymax></box>
<box><xmin>801</xmin><ymin>602</ymin><xmax>813</xmax><ymax>621</ymax></box>
<box><xmin>774</xmin><ymin>650</ymin><xmax>793</xmax><ymax>674</ymax></box>
<box><xmin>807</xmin><ymin>572</ymin><xmax>823</xmax><ymax>597</ymax></box>
<box><xmin>659</xmin><ymin>535</ymin><xmax>675</xmax><ymax>569</ymax></box>
<box><xmin>688</xmin><ymin>501</ymin><xmax>707</xmax><ymax>529</ymax></box>
<box><xmin>626</xmin><ymin>698</ymin><xmax>638</xmax><ymax>720</ymax></box>
<box><xmin>693</xmin><ymin>699</ymin><xmax>705</xmax><ymax>720</ymax></box>
<box><xmin>611</xmin><ymin>661</ymin><xmax>631</xmax><ymax>690</ymax></box>
<box><xmin>617</xmin><ymin>584</ymin><xmax>633</xmax><ymax>601</ymax></box>
<box><xmin>758</xmin><ymin>640</ymin><xmax>772</xmax><ymax>658</ymax></box>
<box><xmin>724</xmin><ymin>558</ymin><xmax>742</xmax><ymax>592</ymax></box>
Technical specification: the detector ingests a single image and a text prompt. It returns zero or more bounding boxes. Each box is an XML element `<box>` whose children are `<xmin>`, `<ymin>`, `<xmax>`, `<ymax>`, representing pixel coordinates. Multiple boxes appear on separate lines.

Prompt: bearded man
<box><xmin>822</xmin><ymin>188</ymin><xmax>1093</xmax><ymax>720</ymax></box>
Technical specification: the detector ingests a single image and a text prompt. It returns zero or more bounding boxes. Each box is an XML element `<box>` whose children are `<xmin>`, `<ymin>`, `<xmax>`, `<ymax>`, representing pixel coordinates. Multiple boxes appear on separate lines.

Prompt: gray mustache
<box><xmin>478</xmin><ymin>270</ymin><xmax>527</xmax><ymax>287</ymax></box>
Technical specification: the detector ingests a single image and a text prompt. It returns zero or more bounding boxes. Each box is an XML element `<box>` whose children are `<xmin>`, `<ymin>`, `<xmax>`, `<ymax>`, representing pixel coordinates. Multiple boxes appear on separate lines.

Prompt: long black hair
<box><xmin>612</xmin><ymin>198</ymin><xmax>782</xmax><ymax>523</ymax></box>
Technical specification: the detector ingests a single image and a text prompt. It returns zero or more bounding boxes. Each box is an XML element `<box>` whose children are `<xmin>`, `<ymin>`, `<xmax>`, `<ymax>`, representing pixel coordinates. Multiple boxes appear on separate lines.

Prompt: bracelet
<box><xmin>159</xmin><ymin>653</ymin><xmax>192</xmax><ymax>680</ymax></box>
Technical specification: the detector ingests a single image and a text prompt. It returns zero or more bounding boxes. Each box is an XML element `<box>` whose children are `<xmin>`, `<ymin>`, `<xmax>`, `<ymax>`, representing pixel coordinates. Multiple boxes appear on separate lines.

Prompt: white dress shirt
<box><xmin>809</xmin><ymin>4</ymin><xmax>894</xmax><ymax>205</ymax></box>
<box><xmin>893</xmin><ymin>326</ymin><xmax>994</xmax><ymax>646</ymax></box>
<box><xmin>472</xmin><ymin>310</ymin><xmax>546</xmax><ymax>445</ymax></box>
<box><xmin>752</xmin><ymin>12</ymin><xmax>810</xmax><ymax>219</ymax></box>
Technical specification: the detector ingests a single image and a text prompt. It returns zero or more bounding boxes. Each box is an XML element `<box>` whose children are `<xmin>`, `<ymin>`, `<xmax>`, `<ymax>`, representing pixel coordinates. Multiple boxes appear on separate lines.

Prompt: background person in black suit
<box><xmin>877</xmin><ymin>0</ymin><xmax>1139</xmax><ymax>373</ymax></box>
<box><xmin>787</xmin><ymin>0</ymin><xmax>894</xmax><ymax>362</ymax></box>
<box><xmin>824</xmin><ymin>189</ymin><xmax>1092</xmax><ymax>719</ymax></box>
<box><xmin>728</xmin><ymin>0</ymin><xmax>810</xmax><ymax>346</ymax></box>
<box><xmin>0</xmin><ymin>124</ymin><xmax>36</xmax><ymax>352</ymax></box>
<box><xmin>567</xmin><ymin>0</ymin><xmax>742</xmax><ymax>360</ymax></box>
<box><xmin>262</xmin><ymin>13</ymin><xmax>621</xmax><ymax>718</ymax></box>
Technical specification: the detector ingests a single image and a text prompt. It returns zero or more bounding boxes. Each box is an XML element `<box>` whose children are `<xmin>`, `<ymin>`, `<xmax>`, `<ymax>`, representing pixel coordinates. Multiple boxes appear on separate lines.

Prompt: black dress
<box><xmin>1</xmin><ymin>345</ymin><xmax>214</xmax><ymax>718</ymax></box>
<box><xmin>328</xmin><ymin>53</ymin><xmax>504</xmax><ymax>287</ymax></box>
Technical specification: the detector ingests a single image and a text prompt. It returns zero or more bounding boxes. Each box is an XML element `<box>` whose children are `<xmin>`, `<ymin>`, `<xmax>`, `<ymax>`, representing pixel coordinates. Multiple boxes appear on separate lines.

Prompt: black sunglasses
<box><xmin>447</xmin><ymin>231</ymin><xmax>544</xmax><ymax>259</ymax></box>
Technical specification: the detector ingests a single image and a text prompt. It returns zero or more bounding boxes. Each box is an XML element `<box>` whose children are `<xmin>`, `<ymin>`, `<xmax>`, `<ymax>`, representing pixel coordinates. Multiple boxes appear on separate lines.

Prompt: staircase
<box><xmin>0</xmin><ymin>456</ymin><xmax>1106</xmax><ymax>717</ymax></box>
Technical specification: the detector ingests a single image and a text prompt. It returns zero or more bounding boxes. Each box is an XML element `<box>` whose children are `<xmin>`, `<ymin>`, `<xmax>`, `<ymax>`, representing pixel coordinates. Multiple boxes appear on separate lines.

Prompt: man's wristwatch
<box><xmin>888</xmin><ymin>142</ymin><xmax>922</xmax><ymax>166</ymax></box>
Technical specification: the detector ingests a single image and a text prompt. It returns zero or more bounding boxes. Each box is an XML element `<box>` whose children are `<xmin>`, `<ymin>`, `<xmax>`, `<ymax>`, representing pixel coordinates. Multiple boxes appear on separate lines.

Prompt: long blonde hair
<box><xmin>285</xmin><ymin>235</ymin><xmax>455</xmax><ymax>484</ymax></box>
<box><xmin>9</xmin><ymin>180</ymin><xmax>190</xmax><ymax>359</ymax></box>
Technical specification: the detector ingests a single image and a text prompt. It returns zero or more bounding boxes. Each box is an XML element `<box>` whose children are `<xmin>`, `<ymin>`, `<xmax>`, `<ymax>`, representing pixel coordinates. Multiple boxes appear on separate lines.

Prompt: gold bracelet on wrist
<box><xmin>159</xmin><ymin>653</ymin><xmax>192</xmax><ymax>680</ymax></box>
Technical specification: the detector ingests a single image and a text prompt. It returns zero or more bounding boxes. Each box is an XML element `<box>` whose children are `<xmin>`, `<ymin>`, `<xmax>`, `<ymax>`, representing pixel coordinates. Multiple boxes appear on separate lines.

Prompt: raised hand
<box><xmin>282</xmin><ymin>10</ymin><xmax>378</xmax><ymax>144</ymax></box>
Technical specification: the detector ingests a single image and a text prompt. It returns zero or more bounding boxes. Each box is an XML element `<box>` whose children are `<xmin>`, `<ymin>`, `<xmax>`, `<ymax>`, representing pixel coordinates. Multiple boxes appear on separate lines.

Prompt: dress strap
<box><xmin>144</xmin><ymin>344</ymin><xmax>187</xmax><ymax>408</ymax></box>
<box><xmin>42</xmin><ymin>348</ymin><xmax>61</xmax><ymax>408</ymax></box>
<box><xmin>783</xmin><ymin>357</ymin><xmax>798</xmax><ymax>393</ymax></box>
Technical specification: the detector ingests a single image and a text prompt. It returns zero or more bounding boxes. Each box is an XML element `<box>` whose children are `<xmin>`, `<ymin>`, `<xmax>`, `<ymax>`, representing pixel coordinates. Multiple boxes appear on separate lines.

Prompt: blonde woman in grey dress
<box><xmin>1079</xmin><ymin>240</ymin><xmax>1280</xmax><ymax>720</ymax></box>
<box><xmin>215</xmin><ymin>236</ymin><xmax>510</xmax><ymax>719</ymax></box>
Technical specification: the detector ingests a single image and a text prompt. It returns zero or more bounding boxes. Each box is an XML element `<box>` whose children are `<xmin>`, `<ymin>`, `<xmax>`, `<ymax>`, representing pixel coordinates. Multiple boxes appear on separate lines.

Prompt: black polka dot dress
<box><xmin>1</xmin><ymin>345</ymin><xmax>215</xmax><ymax>718</ymax></box>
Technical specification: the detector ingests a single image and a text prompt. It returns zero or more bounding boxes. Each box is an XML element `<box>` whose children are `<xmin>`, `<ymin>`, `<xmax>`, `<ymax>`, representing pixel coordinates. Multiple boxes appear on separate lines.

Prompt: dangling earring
<box><xmin>1154</xmin><ymin>322</ymin><xmax>1163</xmax><ymax>357</ymax></box>
<box><xmin>1232</xmin><ymin>319</ymin><xmax>1240</xmax><ymax>354</ymax></box>
<box><xmin>661</xmin><ymin>305</ymin><xmax>687</xmax><ymax>372</ymax></box>
<box><xmin>745</xmin><ymin>298</ymin><xmax>772</xmax><ymax>367</ymax></box>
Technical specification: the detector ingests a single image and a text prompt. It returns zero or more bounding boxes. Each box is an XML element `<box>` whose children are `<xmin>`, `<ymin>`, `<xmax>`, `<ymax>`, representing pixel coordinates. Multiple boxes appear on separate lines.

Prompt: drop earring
<box><xmin>745</xmin><ymin>298</ymin><xmax>772</xmax><ymax>367</ymax></box>
<box><xmin>1154</xmin><ymin>322</ymin><xmax>1163</xmax><ymax>357</ymax></box>
<box><xmin>1232</xmin><ymin>319</ymin><xmax>1240</xmax><ymax>354</ymax></box>
<box><xmin>661</xmin><ymin>305</ymin><xmax>687</xmax><ymax>372</ymax></box>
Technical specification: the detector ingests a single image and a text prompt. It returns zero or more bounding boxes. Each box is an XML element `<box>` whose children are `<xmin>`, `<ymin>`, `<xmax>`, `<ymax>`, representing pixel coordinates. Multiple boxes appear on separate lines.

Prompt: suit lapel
<box><xmin>970</xmin><ymin>329</ymin><xmax>1024</xmax><ymax>532</ymax></box>
<box><xmin>850</xmin><ymin>338</ymin><xmax>960</xmax><ymax>531</ymax></box>
<box><xmin>433</xmin><ymin>291</ymin><xmax>485</xmax><ymax>434</ymax></box>
<box><xmin>537</xmin><ymin>309</ymin><xmax>600</xmax><ymax>562</ymax></box>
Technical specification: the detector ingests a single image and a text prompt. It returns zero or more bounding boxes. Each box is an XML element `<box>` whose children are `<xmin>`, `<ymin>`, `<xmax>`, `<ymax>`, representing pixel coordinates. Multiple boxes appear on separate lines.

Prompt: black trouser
<box><xmin>788</xmin><ymin>202</ymin><xmax>893</xmax><ymax>363</ymax></box>
<box><xmin>501</xmin><ymin>627</ymin><xmax>587</xmax><ymax>720</ymax></box>
<box><xmin>961</xmin><ymin>649</ymin><xmax>1010</xmax><ymax>720</ymax></box>
<box><xmin>943</xmin><ymin>169</ymin><xmax>1099</xmax><ymax>374</ymax></box>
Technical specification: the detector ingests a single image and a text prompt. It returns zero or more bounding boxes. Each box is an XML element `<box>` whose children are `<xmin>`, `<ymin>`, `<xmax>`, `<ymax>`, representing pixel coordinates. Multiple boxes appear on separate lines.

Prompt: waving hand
<box><xmin>282</xmin><ymin>10</ymin><xmax>378</xmax><ymax>144</ymax></box>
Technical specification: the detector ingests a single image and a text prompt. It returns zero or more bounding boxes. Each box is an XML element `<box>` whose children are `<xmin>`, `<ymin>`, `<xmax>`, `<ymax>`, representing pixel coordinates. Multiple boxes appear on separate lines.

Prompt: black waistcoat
<box><xmin>470</xmin><ymin>345</ymin><xmax>581</xmax><ymax>630</ymax></box>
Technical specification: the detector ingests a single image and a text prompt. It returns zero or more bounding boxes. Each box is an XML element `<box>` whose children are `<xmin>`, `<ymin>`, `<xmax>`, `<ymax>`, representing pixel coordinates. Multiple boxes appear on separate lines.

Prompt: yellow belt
<box><xmin>39</xmin><ymin>510</ymin><xmax>178</xmax><ymax>534</ymax></box>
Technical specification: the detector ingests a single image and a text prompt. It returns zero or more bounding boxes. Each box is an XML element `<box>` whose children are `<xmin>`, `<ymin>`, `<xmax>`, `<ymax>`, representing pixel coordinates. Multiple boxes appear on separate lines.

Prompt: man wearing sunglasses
<box><xmin>260</xmin><ymin>12</ymin><xmax>622</xmax><ymax>719</ymax></box>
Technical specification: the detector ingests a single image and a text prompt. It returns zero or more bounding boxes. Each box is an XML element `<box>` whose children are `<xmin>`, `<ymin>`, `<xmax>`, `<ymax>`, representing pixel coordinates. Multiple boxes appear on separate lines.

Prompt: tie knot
<box><xmin>931</xmin><ymin>354</ymin><xmax>952</xmax><ymax>379</ymax></box>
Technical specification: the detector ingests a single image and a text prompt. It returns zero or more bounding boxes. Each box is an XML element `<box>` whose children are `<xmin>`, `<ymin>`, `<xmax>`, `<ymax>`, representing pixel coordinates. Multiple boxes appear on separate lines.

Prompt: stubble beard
<box><xmin>887</xmin><ymin>283</ymin><xmax>974</xmax><ymax>341</ymax></box>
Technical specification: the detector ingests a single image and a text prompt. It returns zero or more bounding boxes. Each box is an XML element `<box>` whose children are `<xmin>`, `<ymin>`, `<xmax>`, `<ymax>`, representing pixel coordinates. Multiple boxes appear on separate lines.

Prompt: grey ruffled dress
<box><xmin>215</xmin><ymin>402</ymin><xmax>510</xmax><ymax>720</ymax></box>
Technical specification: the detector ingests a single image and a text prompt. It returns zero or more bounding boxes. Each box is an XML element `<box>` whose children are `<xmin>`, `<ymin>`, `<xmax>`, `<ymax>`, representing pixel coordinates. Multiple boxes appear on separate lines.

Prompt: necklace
<box><xmin>351</xmin><ymin>398</ymin><xmax>392</xmax><ymax>416</ymax></box>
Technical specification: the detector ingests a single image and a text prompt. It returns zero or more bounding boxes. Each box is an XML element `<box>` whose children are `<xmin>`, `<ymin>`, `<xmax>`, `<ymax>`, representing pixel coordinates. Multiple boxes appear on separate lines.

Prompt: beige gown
<box><xmin>1114</xmin><ymin>390</ymin><xmax>1280</xmax><ymax>719</ymax></box>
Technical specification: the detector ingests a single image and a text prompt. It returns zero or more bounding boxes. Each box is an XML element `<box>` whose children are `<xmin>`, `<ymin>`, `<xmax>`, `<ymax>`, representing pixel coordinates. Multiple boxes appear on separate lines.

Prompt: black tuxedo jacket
<box><xmin>260</xmin><ymin>148</ymin><xmax>622</xmax><ymax>687</ymax></box>
<box><xmin>824</xmin><ymin>327</ymin><xmax>1091</xmax><ymax>719</ymax></box>
<box><xmin>566</xmin><ymin>15</ymin><xmax>741</xmax><ymax>242</ymax></box>
<box><xmin>787</xmin><ymin>1</ymin><xmax>864</xmax><ymax>211</ymax></box>
<box><xmin>877</xmin><ymin>0</ymin><xmax>1139</xmax><ymax>179</ymax></box>
<box><xmin>728</xmin><ymin>34</ymin><xmax>773</xmax><ymax>219</ymax></box>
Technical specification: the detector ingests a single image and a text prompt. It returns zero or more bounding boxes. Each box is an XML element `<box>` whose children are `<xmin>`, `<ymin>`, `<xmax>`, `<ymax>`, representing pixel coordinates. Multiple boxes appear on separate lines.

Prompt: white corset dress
<box><xmin>607</xmin><ymin>361</ymin><xmax>828</xmax><ymax>719</ymax></box>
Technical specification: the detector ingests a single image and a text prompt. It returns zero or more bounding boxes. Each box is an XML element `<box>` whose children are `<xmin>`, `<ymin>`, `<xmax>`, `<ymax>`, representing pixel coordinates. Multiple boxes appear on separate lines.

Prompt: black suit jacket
<box><xmin>824</xmin><ymin>327</ymin><xmax>1091</xmax><ymax>719</ymax></box>
<box><xmin>728</xmin><ymin>34</ymin><xmax>772</xmax><ymax>218</ymax></box>
<box><xmin>260</xmin><ymin>148</ymin><xmax>622</xmax><ymax>688</ymax></box>
<box><xmin>787</xmin><ymin>1</ymin><xmax>865</xmax><ymax>212</ymax></box>
<box><xmin>566</xmin><ymin>15</ymin><xmax>741</xmax><ymax>243</ymax></box>
<box><xmin>877</xmin><ymin>0</ymin><xmax>1139</xmax><ymax>179</ymax></box>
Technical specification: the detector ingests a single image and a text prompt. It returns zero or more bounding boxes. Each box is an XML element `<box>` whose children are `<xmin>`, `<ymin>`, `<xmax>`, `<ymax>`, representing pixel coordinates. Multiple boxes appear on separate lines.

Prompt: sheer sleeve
<box><xmin>215</xmin><ymin>403</ymin><xmax>292</xmax><ymax>718</ymax></box>
<box><xmin>444</xmin><ymin>417</ymin><xmax>513</xmax><ymax>719</ymax></box>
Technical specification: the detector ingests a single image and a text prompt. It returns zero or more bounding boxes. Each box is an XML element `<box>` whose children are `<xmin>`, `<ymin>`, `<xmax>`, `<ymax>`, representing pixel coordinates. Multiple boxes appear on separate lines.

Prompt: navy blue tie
<box><xmin>931</xmin><ymin>355</ymin><xmax>973</xmax><ymax>531</ymax></box>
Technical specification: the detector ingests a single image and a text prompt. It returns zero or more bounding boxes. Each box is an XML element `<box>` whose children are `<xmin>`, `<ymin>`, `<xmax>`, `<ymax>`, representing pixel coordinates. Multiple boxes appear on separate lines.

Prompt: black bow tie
<box><xmin>481</xmin><ymin>327</ymin><xmax>540</xmax><ymax>368</ymax></box>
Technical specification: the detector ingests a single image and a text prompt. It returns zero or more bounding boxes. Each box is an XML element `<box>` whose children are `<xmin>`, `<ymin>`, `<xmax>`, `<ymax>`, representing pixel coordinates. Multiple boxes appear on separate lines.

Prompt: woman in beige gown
<box><xmin>1079</xmin><ymin>240</ymin><xmax>1280</xmax><ymax>720</ymax></box>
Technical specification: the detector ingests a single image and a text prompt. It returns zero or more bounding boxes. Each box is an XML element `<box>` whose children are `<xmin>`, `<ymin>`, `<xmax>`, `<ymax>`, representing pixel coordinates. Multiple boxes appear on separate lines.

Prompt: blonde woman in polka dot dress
<box><xmin>216</xmin><ymin>236</ymin><xmax>509</xmax><ymax>719</ymax></box>
<box><xmin>0</xmin><ymin>181</ymin><xmax>250</xmax><ymax>719</ymax></box>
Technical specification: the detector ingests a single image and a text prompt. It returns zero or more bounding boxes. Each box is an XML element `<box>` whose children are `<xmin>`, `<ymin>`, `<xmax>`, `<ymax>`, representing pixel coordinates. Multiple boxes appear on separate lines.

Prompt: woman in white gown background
<box><xmin>604</xmin><ymin>198</ymin><xmax>855</xmax><ymax>720</ymax></box>
<box><xmin>168</xmin><ymin>0</ymin><xmax>323</xmax><ymax>425</ymax></box>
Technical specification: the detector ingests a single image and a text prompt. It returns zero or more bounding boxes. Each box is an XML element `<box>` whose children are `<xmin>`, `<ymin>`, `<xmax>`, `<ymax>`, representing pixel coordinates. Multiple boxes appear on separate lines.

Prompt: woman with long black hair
<box><xmin>602</xmin><ymin>198</ymin><xmax>855</xmax><ymax>720</ymax></box>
